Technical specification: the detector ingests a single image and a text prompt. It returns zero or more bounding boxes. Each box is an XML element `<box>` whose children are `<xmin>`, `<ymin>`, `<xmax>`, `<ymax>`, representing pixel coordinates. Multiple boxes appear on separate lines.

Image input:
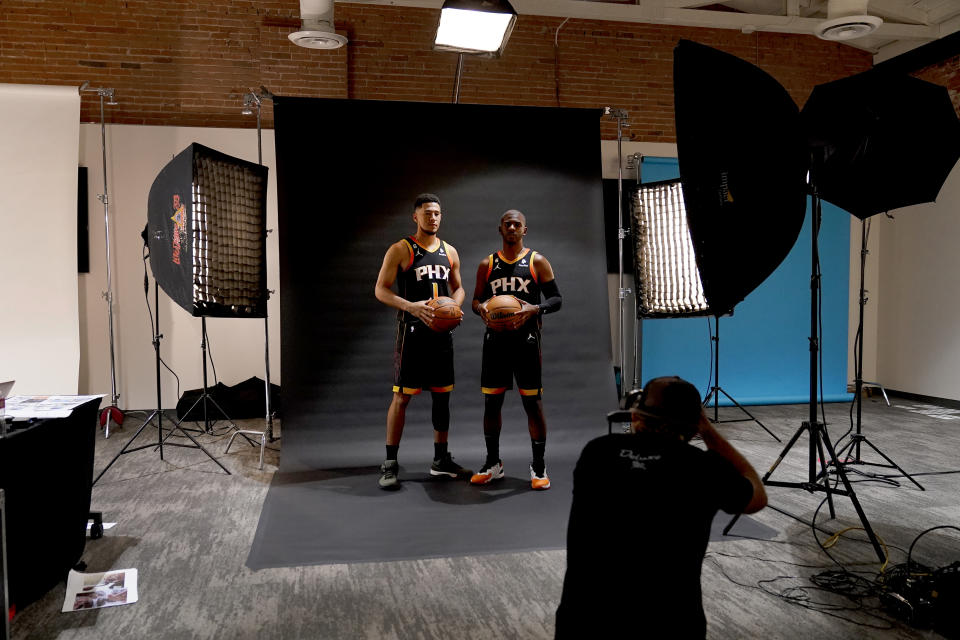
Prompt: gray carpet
<box><xmin>10</xmin><ymin>399</ymin><xmax>960</xmax><ymax>639</ymax></box>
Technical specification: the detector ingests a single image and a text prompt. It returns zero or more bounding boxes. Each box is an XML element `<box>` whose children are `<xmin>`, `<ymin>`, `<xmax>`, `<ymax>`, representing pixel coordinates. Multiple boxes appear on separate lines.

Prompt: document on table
<box><xmin>5</xmin><ymin>395</ymin><xmax>104</xmax><ymax>418</ymax></box>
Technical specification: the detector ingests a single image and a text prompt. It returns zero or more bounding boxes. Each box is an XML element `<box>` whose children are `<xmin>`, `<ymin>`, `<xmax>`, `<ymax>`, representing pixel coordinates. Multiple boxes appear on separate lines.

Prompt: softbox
<box><xmin>672</xmin><ymin>40</ymin><xmax>809</xmax><ymax>317</ymax></box>
<box><xmin>802</xmin><ymin>69</ymin><xmax>960</xmax><ymax>219</ymax></box>
<box><xmin>147</xmin><ymin>143</ymin><xmax>268</xmax><ymax>318</ymax></box>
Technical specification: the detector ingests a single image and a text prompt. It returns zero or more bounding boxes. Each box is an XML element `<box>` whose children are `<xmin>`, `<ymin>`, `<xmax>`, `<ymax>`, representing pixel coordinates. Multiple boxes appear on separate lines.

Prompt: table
<box><xmin>0</xmin><ymin>398</ymin><xmax>99</xmax><ymax>612</ymax></box>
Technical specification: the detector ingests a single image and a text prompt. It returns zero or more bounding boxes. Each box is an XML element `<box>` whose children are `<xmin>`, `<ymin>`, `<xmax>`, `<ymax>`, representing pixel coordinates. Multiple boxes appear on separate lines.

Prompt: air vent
<box><xmin>816</xmin><ymin>14</ymin><xmax>882</xmax><ymax>40</ymax></box>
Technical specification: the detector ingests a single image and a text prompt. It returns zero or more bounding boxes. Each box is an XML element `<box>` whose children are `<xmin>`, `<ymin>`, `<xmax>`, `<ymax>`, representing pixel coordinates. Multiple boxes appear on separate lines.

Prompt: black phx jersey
<box><xmin>481</xmin><ymin>248</ymin><xmax>543</xmax><ymax>331</ymax></box>
<box><xmin>396</xmin><ymin>236</ymin><xmax>453</xmax><ymax>323</ymax></box>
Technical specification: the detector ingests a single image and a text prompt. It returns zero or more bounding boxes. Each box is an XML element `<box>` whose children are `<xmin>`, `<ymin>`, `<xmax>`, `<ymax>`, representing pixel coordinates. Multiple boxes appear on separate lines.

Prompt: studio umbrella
<box><xmin>802</xmin><ymin>69</ymin><xmax>960</xmax><ymax>219</ymax></box>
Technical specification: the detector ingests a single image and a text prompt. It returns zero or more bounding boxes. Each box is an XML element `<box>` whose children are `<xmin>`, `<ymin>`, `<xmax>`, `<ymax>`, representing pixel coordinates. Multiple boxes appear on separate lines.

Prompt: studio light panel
<box><xmin>147</xmin><ymin>143</ymin><xmax>269</xmax><ymax>318</ymax></box>
<box><xmin>631</xmin><ymin>179</ymin><xmax>709</xmax><ymax>317</ymax></box>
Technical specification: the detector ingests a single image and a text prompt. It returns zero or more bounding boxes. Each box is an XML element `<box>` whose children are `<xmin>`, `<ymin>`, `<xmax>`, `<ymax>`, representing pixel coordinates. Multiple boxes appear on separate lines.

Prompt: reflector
<box><xmin>147</xmin><ymin>143</ymin><xmax>268</xmax><ymax>318</ymax></box>
<box><xmin>672</xmin><ymin>40</ymin><xmax>808</xmax><ymax>316</ymax></box>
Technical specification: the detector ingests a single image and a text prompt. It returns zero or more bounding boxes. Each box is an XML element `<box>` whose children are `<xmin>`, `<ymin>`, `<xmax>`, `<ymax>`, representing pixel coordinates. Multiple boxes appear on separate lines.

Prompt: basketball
<box><xmin>427</xmin><ymin>296</ymin><xmax>463</xmax><ymax>332</ymax></box>
<box><xmin>485</xmin><ymin>295</ymin><xmax>522</xmax><ymax>331</ymax></box>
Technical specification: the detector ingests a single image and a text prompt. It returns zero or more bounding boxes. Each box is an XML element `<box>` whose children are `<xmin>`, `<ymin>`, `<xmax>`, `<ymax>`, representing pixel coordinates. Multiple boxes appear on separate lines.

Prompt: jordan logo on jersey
<box><xmin>415</xmin><ymin>264</ymin><xmax>449</xmax><ymax>281</ymax></box>
<box><xmin>490</xmin><ymin>276</ymin><xmax>530</xmax><ymax>295</ymax></box>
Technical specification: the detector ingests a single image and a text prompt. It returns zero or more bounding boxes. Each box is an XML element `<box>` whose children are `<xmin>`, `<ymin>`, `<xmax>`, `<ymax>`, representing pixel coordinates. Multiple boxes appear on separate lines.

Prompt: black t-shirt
<box><xmin>555</xmin><ymin>433</ymin><xmax>754</xmax><ymax>639</ymax></box>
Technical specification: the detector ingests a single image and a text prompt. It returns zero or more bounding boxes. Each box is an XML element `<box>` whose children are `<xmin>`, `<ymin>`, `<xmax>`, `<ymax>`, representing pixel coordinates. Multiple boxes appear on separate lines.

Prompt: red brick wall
<box><xmin>914</xmin><ymin>54</ymin><xmax>960</xmax><ymax>117</ymax></box>
<box><xmin>0</xmin><ymin>0</ymin><xmax>898</xmax><ymax>140</ymax></box>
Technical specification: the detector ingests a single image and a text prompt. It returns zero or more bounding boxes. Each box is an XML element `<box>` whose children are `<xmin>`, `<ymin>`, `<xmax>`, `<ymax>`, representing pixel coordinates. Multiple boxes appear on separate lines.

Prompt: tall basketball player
<box><xmin>374</xmin><ymin>193</ymin><xmax>472</xmax><ymax>490</ymax></box>
<box><xmin>471</xmin><ymin>210</ymin><xmax>562</xmax><ymax>490</ymax></box>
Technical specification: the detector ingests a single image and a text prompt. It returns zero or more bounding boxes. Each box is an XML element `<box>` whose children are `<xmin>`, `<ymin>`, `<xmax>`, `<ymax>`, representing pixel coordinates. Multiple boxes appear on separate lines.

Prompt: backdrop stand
<box><xmin>93</xmin><ymin>278</ymin><xmax>230</xmax><ymax>486</ymax></box>
<box><xmin>830</xmin><ymin>219</ymin><xmax>923</xmax><ymax>489</ymax></box>
<box><xmin>603</xmin><ymin>106</ymin><xmax>631</xmax><ymax>403</ymax></box>
<box><xmin>237</xmin><ymin>88</ymin><xmax>277</xmax><ymax>463</ymax></box>
<box><xmin>80</xmin><ymin>83</ymin><xmax>124</xmax><ymax>439</ymax></box>
<box><xmin>702</xmin><ymin>316</ymin><xmax>780</xmax><ymax>441</ymax></box>
<box><xmin>724</xmin><ymin>191</ymin><xmax>885</xmax><ymax>563</ymax></box>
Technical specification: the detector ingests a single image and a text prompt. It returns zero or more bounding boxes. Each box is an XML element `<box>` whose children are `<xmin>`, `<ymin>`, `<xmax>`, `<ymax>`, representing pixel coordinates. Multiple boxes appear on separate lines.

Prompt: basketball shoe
<box><xmin>470</xmin><ymin>460</ymin><xmax>504</xmax><ymax>485</ymax></box>
<box><xmin>378</xmin><ymin>459</ymin><xmax>400</xmax><ymax>490</ymax></box>
<box><xmin>530</xmin><ymin>463</ymin><xmax>550</xmax><ymax>490</ymax></box>
<box><xmin>430</xmin><ymin>453</ymin><xmax>472</xmax><ymax>478</ymax></box>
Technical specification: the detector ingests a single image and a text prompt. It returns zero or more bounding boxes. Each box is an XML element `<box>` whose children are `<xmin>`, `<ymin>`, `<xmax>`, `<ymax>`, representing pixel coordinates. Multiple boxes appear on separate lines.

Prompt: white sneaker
<box><xmin>470</xmin><ymin>460</ymin><xmax>504</xmax><ymax>485</ymax></box>
<box><xmin>529</xmin><ymin>464</ymin><xmax>550</xmax><ymax>490</ymax></box>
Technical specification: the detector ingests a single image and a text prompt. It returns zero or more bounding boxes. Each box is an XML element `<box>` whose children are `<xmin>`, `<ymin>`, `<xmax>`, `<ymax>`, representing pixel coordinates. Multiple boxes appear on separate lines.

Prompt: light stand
<box><xmin>603</xmin><ymin>106</ymin><xmax>631</xmax><ymax>403</ymax></box>
<box><xmin>226</xmin><ymin>88</ymin><xmax>276</xmax><ymax>468</ymax></box>
<box><xmin>80</xmin><ymin>83</ymin><xmax>124</xmax><ymax>438</ymax></box>
<box><xmin>628</xmin><ymin>152</ymin><xmax>643</xmax><ymax>393</ymax></box>
<box><xmin>831</xmin><ymin>219</ymin><xmax>923</xmax><ymax>489</ymax></box>
<box><xmin>163</xmin><ymin>316</ymin><xmax>249</xmax><ymax>439</ymax></box>
<box><xmin>702</xmin><ymin>315</ymin><xmax>781</xmax><ymax>441</ymax></box>
<box><xmin>724</xmin><ymin>189</ymin><xmax>885</xmax><ymax>563</ymax></box>
<box><xmin>249</xmin><ymin>88</ymin><xmax>278</xmax><ymax>444</ymax></box>
<box><xmin>93</xmin><ymin>275</ymin><xmax>230</xmax><ymax>485</ymax></box>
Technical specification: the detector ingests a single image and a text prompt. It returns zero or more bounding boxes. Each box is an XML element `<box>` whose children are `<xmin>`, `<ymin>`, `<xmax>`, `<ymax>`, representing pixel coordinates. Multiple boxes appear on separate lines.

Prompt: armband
<box><xmin>538</xmin><ymin>279</ymin><xmax>562</xmax><ymax>315</ymax></box>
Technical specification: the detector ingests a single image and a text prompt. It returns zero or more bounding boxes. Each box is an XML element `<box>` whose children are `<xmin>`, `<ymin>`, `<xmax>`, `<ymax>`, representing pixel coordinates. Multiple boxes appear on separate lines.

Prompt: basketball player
<box><xmin>374</xmin><ymin>193</ymin><xmax>472</xmax><ymax>490</ymax></box>
<box><xmin>470</xmin><ymin>210</ymin><xmax>562</xmax><ymax>490</ymax></box>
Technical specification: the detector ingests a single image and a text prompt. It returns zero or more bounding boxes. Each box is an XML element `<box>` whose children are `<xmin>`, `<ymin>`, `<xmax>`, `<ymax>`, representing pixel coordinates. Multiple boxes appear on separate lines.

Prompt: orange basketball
<box><xmin>427</xmin><ymin>296</ymin><xmax>463</xmax><ymax>332</ymax></box>
<box><xmin>485</xmin><ymin>295</ymin><xmax>522</xmax><ymax>331</ymax></box>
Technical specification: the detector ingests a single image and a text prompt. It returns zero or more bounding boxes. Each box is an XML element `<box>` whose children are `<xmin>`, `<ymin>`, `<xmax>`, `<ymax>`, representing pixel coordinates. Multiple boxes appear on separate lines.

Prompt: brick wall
<box><xmin>914</xmin><ymin>54</ymin><xmax>960</xmax><ymax>116</ymax></box>
<box><xmin>5</xmin><ymin>0</ymin><xmax>946</xmax><ymax>141</ymax></box>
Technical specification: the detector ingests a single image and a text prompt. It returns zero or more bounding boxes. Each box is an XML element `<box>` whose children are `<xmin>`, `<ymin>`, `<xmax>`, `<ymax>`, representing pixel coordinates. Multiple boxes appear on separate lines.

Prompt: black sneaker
<box><xmin>378</xmin><ymin>459</ymin><xmax>400</xmax><ymax>490</ymax></box>
<box><xmin>430</xmin><ymin>452</ymin><xmax>472</xmax><ymax>478</ymax></box>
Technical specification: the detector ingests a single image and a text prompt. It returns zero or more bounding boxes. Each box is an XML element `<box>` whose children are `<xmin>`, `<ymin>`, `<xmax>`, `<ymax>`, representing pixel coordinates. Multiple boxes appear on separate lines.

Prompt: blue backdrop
<box><xmin>639</xmin><ymin>157</ymin><xmax>853</xmax><ymax>405</ymax></box>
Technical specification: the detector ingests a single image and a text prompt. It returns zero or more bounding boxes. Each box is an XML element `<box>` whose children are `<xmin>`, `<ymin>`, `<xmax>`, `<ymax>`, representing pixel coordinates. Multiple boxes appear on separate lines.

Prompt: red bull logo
<box><xmin>171</xmin><ymin>194</ymin><xmax>186</xmax><ymax>265</ymax></box>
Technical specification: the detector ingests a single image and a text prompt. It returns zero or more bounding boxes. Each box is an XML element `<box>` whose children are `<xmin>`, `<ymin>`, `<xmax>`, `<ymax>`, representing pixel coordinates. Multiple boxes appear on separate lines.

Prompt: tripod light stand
<box><xmin>666</xmin><ymin>40</ymin><xmax>884</xmax><ymax>561</ymax></box>
<box><xmin>800</xmin><ymin>68</ymin><xmax>960</xmax><ymax>492</ymax></box>
<box><xmin>701</xmin><ymin>315</ymin><xmax>780</xmax><ymax>441</ymax></box>
<box><xmin>831</xmin><ymin>219</ymin><xmax>922</xmax><ymax>489</ymax></box>
<box><xmin>722</xmin><ymin>189</ymin><xmax>885</xmax><ymax>562</ymax></box>
<box><xmin>93</xmin><ymin>271</ymin><xmax>230</xmax><ymax>485</ymax></box>
<box><xmin>146</xmin><ymin>143</ymin><xmax>269</xmax><ymax>461</ymax></box>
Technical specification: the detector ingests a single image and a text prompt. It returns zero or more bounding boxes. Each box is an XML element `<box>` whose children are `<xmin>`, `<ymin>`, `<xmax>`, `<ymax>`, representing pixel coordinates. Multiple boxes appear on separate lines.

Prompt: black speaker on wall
<box><xmin>78</xmin><ymin>166</ymin><xmax>89</xmax><ymax>274</ymax></box>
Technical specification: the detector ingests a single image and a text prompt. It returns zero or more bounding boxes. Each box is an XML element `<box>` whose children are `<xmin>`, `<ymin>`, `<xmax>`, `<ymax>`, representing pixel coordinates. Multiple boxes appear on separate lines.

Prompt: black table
<box><xmin>0</xmin><ymin>398</ymin><xmax>99</xmax><ymax>612</ymax></box>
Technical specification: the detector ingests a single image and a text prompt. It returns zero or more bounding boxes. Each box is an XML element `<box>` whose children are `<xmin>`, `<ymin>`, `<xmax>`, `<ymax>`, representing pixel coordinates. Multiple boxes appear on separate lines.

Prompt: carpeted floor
<box><xmin>9</xmin><ymin>397</ymin><xmax>960</xmax><ymax>639</ymax></box>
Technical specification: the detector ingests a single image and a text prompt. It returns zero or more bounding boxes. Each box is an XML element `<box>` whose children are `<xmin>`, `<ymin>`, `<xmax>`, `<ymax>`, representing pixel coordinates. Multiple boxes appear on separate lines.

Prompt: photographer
<box><xmin>555</xmin><ymin>376</ymin><xmax>767</xmax><ymax>639</ymax></box>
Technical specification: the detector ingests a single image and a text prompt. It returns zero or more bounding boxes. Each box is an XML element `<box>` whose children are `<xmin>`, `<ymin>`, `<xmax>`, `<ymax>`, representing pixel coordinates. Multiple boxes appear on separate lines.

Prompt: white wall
<box><xmin>874</xmin><ymin>160</ymin><xmax>960</xmax><ymax>401</ymax></box>
<box><xmin>0</xmin><ymin>85</ymin><xmax>81</xmax><ymax>395</ymax></box>
<box><xmin>79</xmin><ymin>124</ymin><xmax>279</xmax><ymax>409</ymax></box>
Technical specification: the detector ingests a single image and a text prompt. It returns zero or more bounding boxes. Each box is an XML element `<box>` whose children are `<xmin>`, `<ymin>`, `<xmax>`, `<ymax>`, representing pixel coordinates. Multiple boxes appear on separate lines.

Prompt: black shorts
<box><xmin>393</xmin><ymin>320</ymin><xmax>454</xmax><ymax>395</ymax></box>
<box><xmin>481</xmin><ymin>327</ymin><xmax>542</xmax><ymax>397</ymax></box>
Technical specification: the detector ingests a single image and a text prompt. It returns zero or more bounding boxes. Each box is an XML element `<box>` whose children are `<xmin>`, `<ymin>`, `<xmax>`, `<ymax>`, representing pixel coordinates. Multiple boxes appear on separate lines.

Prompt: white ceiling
<box><xmin>343</xmin><ymin>0</ymin><xmax>960</xmax><ymax>62</ymax></box>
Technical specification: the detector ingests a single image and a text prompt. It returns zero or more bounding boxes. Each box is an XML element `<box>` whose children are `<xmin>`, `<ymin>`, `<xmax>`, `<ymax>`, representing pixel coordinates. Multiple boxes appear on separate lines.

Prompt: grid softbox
<box><xmin>147</xmin><ymin>143</ymin><xmax>268</xmax><ymax>318</ymax></box>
